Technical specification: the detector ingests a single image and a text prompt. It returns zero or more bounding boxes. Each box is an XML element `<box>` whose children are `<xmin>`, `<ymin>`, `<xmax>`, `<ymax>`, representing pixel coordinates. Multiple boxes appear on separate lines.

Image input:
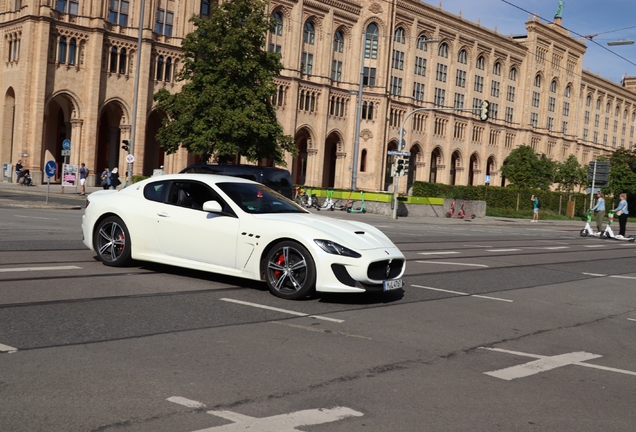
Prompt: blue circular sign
<box><xmin>45</xmin><ymin>160</ymin><xmax>57</xmax><ymax>177</ymax></box>
<box><xmin>62</xmin><ymin>139</ymin><xmax>71</xmax><ymax>151</ymax></box>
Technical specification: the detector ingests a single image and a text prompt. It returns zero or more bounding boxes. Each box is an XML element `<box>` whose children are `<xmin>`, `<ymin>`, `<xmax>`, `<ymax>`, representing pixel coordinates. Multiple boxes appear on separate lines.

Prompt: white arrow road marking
<box><xmin>480</xmin><ymin>347</ymin><xmax>636</xmax><ymax>380</ymax></box>
<box><xmin>416</xmin><ymin>261</ymin><xmax>488</xmax><ymax>268</ymax></box>
<box><xmin>167</xmin><ymin>396</ymin><xmax>206</xmax><ymax>409</ymax></box>
<box><xmin>220</xmin><ymin>298</ymin><xmax>344</xmax><ymax>323</ymax></box>
<box><xmin>411</xmin><ymin>285</ymin><xmax>512</xmax><ymax>302</ymax></box>
<box><xmin>0</xmin><ymin>343</ymin><xmax>18</xmax><ymax>353</ymax></box>
<box><xmin>0</xmin><ymin>265</ymin><xmax>82</xmax><ymax>273</ymax></box>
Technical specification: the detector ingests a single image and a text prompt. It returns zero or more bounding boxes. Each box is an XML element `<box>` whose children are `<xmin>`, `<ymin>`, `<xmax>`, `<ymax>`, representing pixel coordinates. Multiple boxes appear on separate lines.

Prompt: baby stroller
<box><xmin>19</xmin><ymin>169</ymin><xmax>33</xmax><ymax>186</ymax></box>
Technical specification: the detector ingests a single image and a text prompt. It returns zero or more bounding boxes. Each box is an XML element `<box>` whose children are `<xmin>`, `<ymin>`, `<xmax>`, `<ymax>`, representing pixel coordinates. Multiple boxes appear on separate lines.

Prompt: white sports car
<box><xmin>82</xmin><ymin>174</ymin><xmax>405</xmax><ymax>300</ymax></box>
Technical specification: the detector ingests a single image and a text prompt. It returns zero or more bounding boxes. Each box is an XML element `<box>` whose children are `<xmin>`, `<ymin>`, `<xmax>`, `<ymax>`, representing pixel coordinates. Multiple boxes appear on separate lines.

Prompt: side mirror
<box><xmin>202</xmin><ymin>200</ymin><xmax>223</xmax><ymax>213</ymax></box>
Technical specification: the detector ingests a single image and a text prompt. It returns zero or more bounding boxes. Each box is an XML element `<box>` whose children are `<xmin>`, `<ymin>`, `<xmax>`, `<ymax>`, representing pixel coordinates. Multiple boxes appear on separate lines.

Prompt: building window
<box><xmin>269</xmin><ymin>12</ymin><xmax>284</xmax><ymax>55</ymax></box>
<box><xmin>532</xmin><ymin>91</ymin><xmax>540</xmax><ymax>107</ymax></box>
<box><xmin>155</xmin><ymin>9</ymin><xmax>174</xmax><ymax>36</ymax></box>
<box><xmin>583</xmin><ymin>129</ymin><xmax>589</xmax><ymax>141</ymax></box>
<box><xmin>474</xmin><ymin>75</ymin><xmax>483</xmax><ymax>93</ymax></box>
<box><xmin>563</xmin><ymin>102</ymin><xmax>570</xmax><ymax>117</ymax></box>
<box><xmin>392</xmin><ymin>50</ymin><xmax>404</xmax><ymax>70</ymax></box>
<box><xmin>493</xmin><ymin>61</ymin><xmax>501</xmax><ymax>76</ymax></box>
<box><xmin>550</xmin><ymin>80</ymin><xmax>557</xmax><ymax>93</ymax></box>
<box><xmin>565</xmin><ymin>85</ymin><xmax>571</xmax><ymax>98</ymax></box>
<box><xmin>109</xmin><ymin>46</ymin><xmax>117</xmax><ymax>72</ymax></box>
<box><xmin>333</xmin><ymin>31</ymin><xmax>344</xmax><ymax>52</ymax></box>
<box><xmin>109</xmin><ymin>0</ymin><xmax>129</xmax><ymax>26</ymax></box>
<box><xmin>531</xmin><ymin>112</ymin><xmax>539</xmax><ymax>127</ymax></box>
<box><xmin>7</xmin><ymin>35</ymin><xmax>20</xmax><ymax>62</ymax></box>
<box><xmin>329</xmin><ymin>96</ymin><xmax>345</xmax><ymax>117</ymax></box>
<box><xmin>68</xmin><ymin>38</ymin><xmax>76</xmax><ymax>65</ymax></box>
<box><xmin>458</xmin><ymin>49</ymin><xmax>467</xmax><ymax>64</ymax></box>
<box><xmin>473</xmin><ymin>97</ymin><xmax>483</xmax><ymax>112</ymax></box>
<box><xmin>156</xmin><ymin>55</ymin><xmax>164</xmax><ymax>80</ymax></box>
<box><xmin>331</xmin><ymin>60</ymin><xmax>342</xmax><ymax>82</ymax></box>
<box><xmin>269</xmin><ymin>44</ymin><xmax>281</xmax><ymax>53</ymax></box>
<box><xmin>456</xmin><ymin>70</ymin><xmax>466</xmax><ymax>87</ymax></box>
<box><xmin>454</xmin><ymin>93</ymin><xmax>465</xmax><ymax>109</ymax></box>
<box><xmin>303</xmin><ymin>22</ymin><xmax>315</xmax><ymax>44</ymax></box>
<box><xmin>363</xmin><ymin>67</ymin><xmax>376</xmax><ymax>86</ymax></box>
<box><xmin>394</xmin><ymin>27</ymin><xmax>405</xmax><ymax>44</ymax></box>
<box><xmin>417</xmin><ymin>34</ymin><xmax>429</xmax><ymax>50</ymax></box>
<box><xmin>509</xmin><ymin>67</ymin><xmax>517</xmax><ymax>81</ymax></box>
<box><xmin>272</xmin><ymin>12</ymin><xmax>283</xmax><ymax>35</ymax></box>
<box><xmin>548</xmin><ymin>97</ymin><xmax>555</xmax><ymax>112</ymax></box>
<box><xmin>365</xmin><ymin>23</ymin><xmax>379</xmax><ymax>59</ymax></box>
<box><xmin>201</xmin><ymin>0</ymin><xmax>211</xmax><ymax>16</ymax></box>
<box><xmin>547</xmin><ymin>117</ymin><xmax>554</xmax><ymax>131</ymax></box>
<box><xmin>593</xmin><ymin>131</ymin><xmax>598</xmax><ymax>143</ymax></box>
<box><xmin>505</xmin><ymin>107</ymin><xmax>514</xmax><ymax>123</ymax></box>
<box><xmin>584</xmin><ymin>111</ymin><xmax>590</xmax><ymax>124</ymax></box>
<box><xmin>434</xmin><ymin>88</ymin><xmax>445</xmax><ymax>106</ymax></box>
<box><xmin>563</xmin><ymin>122</ymin><xmax>568</xmax><ymax>135</ymax></box>
<box><xmin>413</xmin><ymin>82</ymin><xmax>425</xmax><ymax>102</ymax></box>
<box><xmin>491</xmin><ymin>81</ymin><xmax>500</xmax><ymax>98</ymax></box>
<box><xmin>489</xmin><ymin>102</ymin><xmax>499</xmax><ymax>119</ymax></box>
<box><xmin>58</xmin><ymin>36</ymin><xmax>67</xmax><ymax>63</ymax></box>
<box><xmin>614</xmin><ymin>120</ymin><xmax>618</xmax><ymax>133</ymax></box>
<box><xmin>534</xmin><ymin>75</ymin><xmax>541</xmax><ymax>88</ymax></box>
<box><xmin>506</xmin><ymin>85</ymin><xmax>515</xmax><ymax>102</ymax></box>
<box><xmin>586</xmin><ymin>95</ymin><xmax>591</xmax><ymax>107</ymax></box>
<box><xmin>438</xmin><ymin>43</ymin><xmax>448</xmax><ymax>58</ymax></box>
<box><xmin>594</xmin><ymin>114</ymin><xmax>600</xmax><ymax>127</ymax></box>
<box><xmin>476</xmin><ymin>55</ymin><xmax>485</xmax><ymax>70</ymax></box>
<box><xmin>165</xmin><ymin>57</ymin><xmax>172</xmax><ymax>82</ymax></box>
<box><xmin>301</xmin><ymin>52</ymin><xmax>313</xmax><ymax>74</ymax></box>
<box><xmin>414</xmin><ymin>57</ymin><xmax>426</xmax><ymax>76</ymax></box>
<box><xmin>56</xmin><ymin>0</ymin><xmax>78</xmax><ymax>14</ymax></box>
<box><xmin>436</xmin><ymin>64</ymin><xmax>447</xmax><ymax>82</ymax></box>
<box><xmin>390</xmin><ymin>77</ymin><xmax>402</xmax><ymax>96</ymax></box>
<box><xmin>118</xmin><ymin>48</ymin><xmax>127</xmax><ymax>74</ymax></box>
<box><xmin>361</xmin><ymin>101</ymin><xmax>374</xmax><ymax>120</ymax></box>
<box><xmin>596</xmin><ymin>99</ymin><xmax>601</xmax><ymax>110</ymax></box>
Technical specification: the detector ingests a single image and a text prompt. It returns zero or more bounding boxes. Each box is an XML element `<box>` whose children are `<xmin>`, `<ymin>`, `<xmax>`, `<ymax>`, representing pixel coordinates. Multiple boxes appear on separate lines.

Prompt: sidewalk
<box><xmin>0</xmin><ymin>180</ymin><xmax>589</xmax><ymax>227</ymax></box>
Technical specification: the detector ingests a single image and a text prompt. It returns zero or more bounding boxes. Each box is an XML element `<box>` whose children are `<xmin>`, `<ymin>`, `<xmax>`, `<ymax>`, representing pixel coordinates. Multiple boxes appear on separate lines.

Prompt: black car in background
<box><xmin>179</xmin><ymin>164</ymin><xmax>293</xmax><ymax>198</ymax></box>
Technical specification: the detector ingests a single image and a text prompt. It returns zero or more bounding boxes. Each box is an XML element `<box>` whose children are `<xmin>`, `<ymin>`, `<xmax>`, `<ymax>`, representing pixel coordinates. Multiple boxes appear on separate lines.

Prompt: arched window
<box><xmin>550</xmin><ymin>80</ymin><xmax>557</xmax><ymax>93</ymax></box>
<box><xmin>438</xmin><ymin>42</ymin><xmax>448</xmax><ymax>58</ymax></box>
<box><xmin>493</xmin><ymin>61</ymin><xmax>501</xmax><ymax>76</ymax></box>
<box><xmin>509</xmin><ymin>67</ymin><xmax>517</xmax><ymax>81</ymax></box>
<box><xmin>615</xmin><ymin>106</ymin><xmax>620</xmax><ymax>116</ymax></box>
<box><xmin>58</xmin><ymin>36</ymin><xmax>67</xmax><ymax>63</ymax></box>
<box><xmin>596</xmin><ymin>99</ymin><xmax>601</xmax><ymax>110</ymax></box>
<box><xmin>303</xmin><ymin>22</ymin><xmax>315</xmax><ymax>45</ymax></box>
<box><xmin>365</xmin><ymin>23</ymin><xmax>379</xmax><ymax>59</ymax></box>
<box><xmin>534</xmin><ymin>75</ymin><xmax>541</xmax><ymax>88</ymax></box>
<box><xmin>165</xmin><ymin>57</ymin><xmax>172</xmax><ymax>82</ymax></box>
<box><xmin>565</xmin><ymin>85</ymin><xmax>571</xmax><ymax>98</ymax></box>
<box><xmin>606</xmin><ymin>103</ymin><xmax>611</xmax><ymax>114</ymax></box>
<box><xmin>417</xmin><ymin>34</ymin><xmax>429</xmax><ymax>51</ymax></box>
<box><xmin>68</xmin><ymin>38</ymin><xmax>76</xmax><ymax>65</ymax></box>
<box><xmin>272</xmin><ymin>12</ymin><xmax>283</xmax><ymax>35</ymax></box>
<box><xmin>586</xmin><ymin>95</ymin><xmax>591</xmax><ymax>106</ymax></box>
<box><xmin>624</xmin><ymin>109</ymin><xmax>628</xmax><ymax>120</ymax></box>
<box><xmin>109</xmin><ymin>46</ymin><xmax>117</xmax><ymax>72</ymax></box>
<box><xmin>333</xmin><ymin>30</ymin><xmax>344</xmax><ymax>52</ymax></box>
<box><xmin>394</xmin><ymin>27</ymin><xmax>405</xmax><ymax>44</ymax></box>
<box><xmin>156</xmin><ymin>55</ymin><xmax>164</xmax><ymax>80</ymax></box>
<box><xmin>119</xmin><ymin>48</ymin><xmax>127</xmax><ymax>74</ymax></box>
<box><xmin>476</xmin><ymin>55</ymin><xmax>485</xmax><ymax>70</ymax></box>
<box><xmin>457</xmin><ymin>49</ymin><xmax>467</xmax><ymax>64</ymax></box>
<box><xmin>360</xmin><ymin>149</ymin><xmax>367</xmax><ymax>172</ymax></box>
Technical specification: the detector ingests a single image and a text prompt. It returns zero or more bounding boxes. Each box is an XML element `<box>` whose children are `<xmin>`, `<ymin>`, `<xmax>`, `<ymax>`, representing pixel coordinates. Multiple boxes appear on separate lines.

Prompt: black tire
<box><xmin>264</xmin><ymin>241</ymin><xmax>316</xmax><ymax>300</ymax></box>
<box><xmin>94</xmin><ymin>216</ymin><xmax>132</xmax><ymax>266</ymax></box>
<box><xmin>362</xmin><ymin>208</ymin><xmax>367</xmax><ymax>213</ymax></box>
<box><xmin>580</xmin><ymin>229</ymin><xmax>588</xmax><ymax>237</ymax></box>
<box><xmin>445</xmin><ymin>212</ymin><xmax>451</xmax><ymax>218</ymax></box>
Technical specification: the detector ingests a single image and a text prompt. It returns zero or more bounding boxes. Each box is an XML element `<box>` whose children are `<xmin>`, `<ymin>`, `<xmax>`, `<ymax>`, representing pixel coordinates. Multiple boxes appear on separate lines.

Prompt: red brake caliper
<box><xmin>274</xmin><ymin>253</ymin><xmax>285</xmax><ymax>278</ymax></box>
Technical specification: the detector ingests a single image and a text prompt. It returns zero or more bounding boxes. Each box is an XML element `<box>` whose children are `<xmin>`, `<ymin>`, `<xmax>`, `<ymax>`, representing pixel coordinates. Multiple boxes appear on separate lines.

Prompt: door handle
<box><xmin>157</xmin><ymin>212</ymin><xmax>170</xmax><ymax>218</ymax></box>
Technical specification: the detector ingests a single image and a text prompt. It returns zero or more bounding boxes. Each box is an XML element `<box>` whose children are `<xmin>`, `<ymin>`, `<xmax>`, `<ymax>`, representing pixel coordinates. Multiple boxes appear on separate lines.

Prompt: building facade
<box><xmin>1</xmin><ymin>0</ymin><xmax>635</xmax><ymax>191</ymax></box>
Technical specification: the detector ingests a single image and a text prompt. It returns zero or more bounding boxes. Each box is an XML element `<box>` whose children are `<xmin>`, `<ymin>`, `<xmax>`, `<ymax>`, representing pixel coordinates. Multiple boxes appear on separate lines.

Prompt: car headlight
<box><xmin>314</xmin><ymin>239</ymin><xmax>361</xmax><ymax>258</ymax></box>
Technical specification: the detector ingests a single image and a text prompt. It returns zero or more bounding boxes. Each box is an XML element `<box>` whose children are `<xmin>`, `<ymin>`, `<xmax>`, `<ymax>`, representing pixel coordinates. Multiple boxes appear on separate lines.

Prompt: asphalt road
<box><xmin>0</xmin><ymin>193</ymin><xmax>635</xmax><ymax>432</ymax></box>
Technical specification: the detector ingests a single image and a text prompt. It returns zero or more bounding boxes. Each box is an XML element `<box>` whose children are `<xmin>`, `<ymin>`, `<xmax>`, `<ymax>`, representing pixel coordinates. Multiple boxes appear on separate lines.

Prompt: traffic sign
<box><xmin>485</xmin><ymin>175</ymin><xmax>491</xmax><ymax>184</ymax></box>
<box><xmin>62</xmin><ymin>139</ymin><xmax>71</xmax><ymax>151</ymax></box>
<box><xmin>61</xmin><ymin>149</ymin><xmax>71</xmax><ymax>156</ymax></box>
<box><xmin>387</xmin><ymin>151</ymin><xmax>411</xmax><ymax>157</ymax></box>
<box><xmin>398</xmin><ymin>128</ymin><xmax>407</xmax><ymax>137</ymax></box>
<box><xmin>399</xmin><ymin>138</ymin><xmax>406</xmax><ymax>150</ymax></box>
<box><xmin>45</xmin><ymin>160</ymin><xmax>57</xmax><ymax>177</ymax></box>
<box><xmin>125</xmin><ymin>154</ymin><xmax>135</xmax><ymax>164</ymax></box>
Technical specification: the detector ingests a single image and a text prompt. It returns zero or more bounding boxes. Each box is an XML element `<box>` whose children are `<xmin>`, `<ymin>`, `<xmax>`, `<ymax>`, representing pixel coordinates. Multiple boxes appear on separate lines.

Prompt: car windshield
<box><xmin>217</xmin><ymin>182</ymin><xmax>307</xmax><ymax>214</ymax></box>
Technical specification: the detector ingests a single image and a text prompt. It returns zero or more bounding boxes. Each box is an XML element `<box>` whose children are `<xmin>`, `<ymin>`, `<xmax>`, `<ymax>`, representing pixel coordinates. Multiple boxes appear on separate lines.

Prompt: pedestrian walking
<box><xmin>79</xmin><ymin>163</ymin><xmax>88</xmax><ymax>195</ymax></box>
<box><xmin>531</xmin><ymin>194</ymin><xmax>540</xmax><ymax>222</ymax></box>
<box><xmin>110</xmin><ymin>167</ymin><xmax>121</xmax><ymax>190</ymax></box>
<box><xmin>15</xmin><ymin>159</ymin><xmax>22</xmax><ymax>184</ymax></box>
<box><xmin>611</xmin><ymin>193</ymin><xmax>629</xmax><ymax>237</ymax></box>
<box><xmin>100</xmin><ymin>167</ymin><xmax>111</xmax><ymax>190</ymax></box>
<box><xmin>591</xmin><ymin>191</ymin><xmax>605</xmax><ymax>232</ymax></box>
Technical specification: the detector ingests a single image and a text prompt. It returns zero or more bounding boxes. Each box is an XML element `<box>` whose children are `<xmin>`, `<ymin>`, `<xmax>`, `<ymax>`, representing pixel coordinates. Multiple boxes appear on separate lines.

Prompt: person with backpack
<box><xmin>531</xmin><ymin>194</ymin><xmax>540</xmax><ymax>222</ymax></box>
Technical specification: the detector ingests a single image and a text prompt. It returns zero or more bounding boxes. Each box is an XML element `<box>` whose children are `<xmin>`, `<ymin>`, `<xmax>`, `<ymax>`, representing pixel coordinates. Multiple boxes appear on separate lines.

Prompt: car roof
<box><xmin>139</xmin><ymin>173</ymin><xmax>259</xmax><ymax>186</ymax></box>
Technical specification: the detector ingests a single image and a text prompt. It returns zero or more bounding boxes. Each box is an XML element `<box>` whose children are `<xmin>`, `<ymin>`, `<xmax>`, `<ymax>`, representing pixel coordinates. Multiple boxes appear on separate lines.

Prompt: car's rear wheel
<box><xmin>94</xmin><ymin>216</ymin><xmax>132</xmax><ymax>266</ymax></box>
<box><xmin>264</xmin><ymin>241</ymin><xmax>316</xmax><ymax>300</ymax></box>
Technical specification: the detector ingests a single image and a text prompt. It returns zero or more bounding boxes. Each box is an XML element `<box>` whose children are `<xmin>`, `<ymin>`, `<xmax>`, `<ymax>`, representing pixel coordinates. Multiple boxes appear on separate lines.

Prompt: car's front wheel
<box><xmin>264</xmin><ymin>241</ymin><xmax>316</xmax><ymax>300</ymax></box>
<box><xmin>94</xmin><ymin>216</ymin><xmax>132</xmax><ymax>266</ymax></box>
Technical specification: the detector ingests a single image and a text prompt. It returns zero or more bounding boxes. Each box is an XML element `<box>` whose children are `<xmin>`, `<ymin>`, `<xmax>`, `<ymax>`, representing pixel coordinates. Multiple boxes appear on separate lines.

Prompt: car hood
<box><xmin>253</xmin><ymin>213</ymin><xmax>397</xmax><ymax>251</ymax></box>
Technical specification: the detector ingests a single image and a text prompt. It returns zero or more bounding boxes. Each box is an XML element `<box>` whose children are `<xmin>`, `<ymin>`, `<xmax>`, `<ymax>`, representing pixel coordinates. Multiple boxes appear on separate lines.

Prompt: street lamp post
<box><xmin>350</xmin><ymin>32</ymin><xmax>367</xmax><ymax>192</ymax></box>
<box><xmin>127</xmin><ymin>0</ymin><xmax>146</xmax><ymax>187</ymax></box>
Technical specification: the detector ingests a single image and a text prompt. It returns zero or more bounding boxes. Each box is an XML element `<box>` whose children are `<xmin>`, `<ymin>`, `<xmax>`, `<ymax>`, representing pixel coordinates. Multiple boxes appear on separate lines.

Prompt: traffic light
<box><xmin>396</xmin><ymin>158</ymin><xmax>407</xmax><ymax>176</ymax></box>
<box><xmin>122</xmin><ymin>139</ymin><xmax>130</xmax><ymax>152</ymax></box>
<box><xmin>480</xmin><ymin>100</ymin><xmax>490</xmax><ymax>121</ymax></box>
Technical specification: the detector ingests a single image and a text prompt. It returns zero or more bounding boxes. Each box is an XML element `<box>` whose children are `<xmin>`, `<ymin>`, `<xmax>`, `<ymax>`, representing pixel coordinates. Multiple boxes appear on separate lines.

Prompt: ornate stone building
<box><xmin>1</xmin><ymin>0</ymin><xmax>635</xmax><ymax>191</ymax></box>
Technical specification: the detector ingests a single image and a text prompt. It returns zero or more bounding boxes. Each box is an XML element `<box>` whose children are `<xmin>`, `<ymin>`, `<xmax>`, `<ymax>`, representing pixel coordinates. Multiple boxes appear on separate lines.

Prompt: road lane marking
<box><xmin>0</xmin><ymin>343</ymin><xmax>18</xmax><ymax>353</ymax></box>
<box><xmin>583</xmin><ymin>245</ymin><xmax>606</xmax><ymax>248</ymax></box>
<box><xmin>220</xmin><ymin>298</ymin><xmax>344</xmax><ymax>323</ymax></box>
<box><xmin>416</xmin><ymin>261</ymin><xmax>488</xmax><ymax>268</ymax></box>
<box><xmin>271</xmin><ymin>322</ymin><xmax>371</xmax><ymax>339</ymax></box>
<box><xmin>0</xmin><ymin>265</ymin><xmax>82</xmax><ymax>273</ymax></box>
<box><xmin>411</xmin><ymin>285</ymin><xmax>512</xmax><ymax>302</ymax></box>
<box><xmin>582</xmin><ymin>272</ymin><xmax>607</xmax><ymax>277</ymax></box>
<box><xmin>480</xmin><ymin>347</ymin><xmax>636</xmax><ymax>380</ymax></box>
<box><xmin>13</xmin><ymin>215</ymin><xmax>58</xmax><ymax>220</ymax></box>
<box><xmin>486</xmin><ymin>249</ymin><xmax>520</xmax><ymax>252</ymax></box>
<box><xmin>628</xmin><ymin>318</ymin><xmax>636</xmax><ymax>322</ymax></box>
<box><xmin>582</xmin><ymin>272</ymin><xmax>636</xmax><ymax>280</ymax></box>
<box><xmin>610</xmin><ymin>275</ymin><xmax>636</xmax><ymax>280</ymax></box>
<box><xmin>167</xmin><ymin>396</ymin><xmax>206</xmax><ymax>408</ymax></box>
<box><xmin>417</xmin><ymin>251</ymin><xmax>459</xmax><ymax>255</ymax></box>
<box><xmin>464</xmin><ymin>245</ymin><xmax>493</xmax><ymax>247</ymax></box>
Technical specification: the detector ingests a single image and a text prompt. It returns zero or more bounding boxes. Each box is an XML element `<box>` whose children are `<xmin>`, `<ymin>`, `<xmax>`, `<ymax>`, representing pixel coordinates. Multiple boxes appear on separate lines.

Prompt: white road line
<box><xmin>480</xmin><ymin>347</ymin><xmax>636</xmax><ymax>379</ymax></box>
<box><xmin>167</xmin><ymin>396</ymin><xmax>206</xmax><ymax>408</ymax></box>
<box><xmin>13</xmin><ymin>215</ymin><xmax>58</xmax><ymax>220</ymax></box>
<box><xmin>0</xmin><ymin>343</ymin><xmax>18</xmax><ymax>353</ymax></box>
<box><xmin>628</xmin><ymin>318</ymin><xmax>636</xmax><ymax>322</ymax></box>
<box><xmin>486</xmin><ymin>249</ymin><xmax>520</xmax><ymax>252</ymax></box>
<box><xmin>581</xmin><ymin>273</ymin><xmax>636</xmax><ymax>280</ymax></box>
<box><xmin>220</xmin><ymin>298</ymin><xmax>344</xmax><ymax>323</ymax></box>
<box><xmin>610</xmin><ymin>275</ymin><xmax>636</xmax><ymax>280</ymax></box>
<box><xmin>411</xmin><ymin>285</ymin><xmax>512</xmax><ymax>302</ymax></box>
<box><xmin>417</xmin><ymin>251</ymin><xmax>460</xmax><ymax>255</ymax></box>
<box><xmin>583</xmin><ymin>245</ymin><xmax>606</xmax><ymax>248</ymax></box>
<box><xmin>540</xmin><ymin>246</ymin><xmax>570</xmax><ymax>250</ymax></box>
<box><xmin>582</xmin><ymin>272</ymin><xmax>607</xmax><ymax>277</ymax></box>
<box><xmin>0</xmin><ymin>265</ymin><xmax>82</xmax><ymax>273</ymax></box>
<box><xmin>416</xmin><ymin>261</ymin><xmax>488</xmax><ymax>267</ymax></box>
<box><xmin>465</xmin><ymin>245</ymin><xmax>493</xmax><ymax>247</ymax></box>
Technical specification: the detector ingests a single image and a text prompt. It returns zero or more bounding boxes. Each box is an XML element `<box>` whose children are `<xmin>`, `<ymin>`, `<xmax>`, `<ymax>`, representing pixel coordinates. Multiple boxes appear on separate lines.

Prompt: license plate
<box><xmin>383</xmin><ymin>279</ymin><xmax>403</xmax><ymax>291</ymax></box>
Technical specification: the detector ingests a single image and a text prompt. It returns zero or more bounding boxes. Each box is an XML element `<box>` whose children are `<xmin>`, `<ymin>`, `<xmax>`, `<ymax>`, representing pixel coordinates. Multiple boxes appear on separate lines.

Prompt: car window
<box><xmin>144</xmin><ymin>181</ymin><xmax>169</xmax><ymax>202</ymax></box>
<box><xmin>264</xmin><ymin>170</ymin><xmax>292</xmax><ymax>188</ymax></box>
<box><xmin>217</xmin><ymin>182</ymin><xmax>306</xmax><ymax>214</ymax></box>
<box><xmin>167</xmin><ymin>180</ymin><xmax>234</xmax><ymax>215</ymax></box>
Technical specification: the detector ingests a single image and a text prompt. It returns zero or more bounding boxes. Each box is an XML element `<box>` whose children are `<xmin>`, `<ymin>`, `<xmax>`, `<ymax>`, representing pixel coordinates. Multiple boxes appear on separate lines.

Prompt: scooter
<box><xmin>319</xmin><ymin>189</ymin><xmax>335</xmax><ymax>211</ymax></box>
<box><xmin>338</xmin><ymin>189</ymin><xmax>354</xmax><ymax>211</ymax></box>
<box><xmin>601</xmin><ymin>211</ymin><xmax>636</xmax><ymax>242</ymax></box>
<box><xmin>580</xmin><ymin>210</ymin><xmax>602</xmax><ymax>237</ymax></box>
<box><xmin>457</xmin><ymin>199</ymin><xmax>475</xmax><ymax>219</ymax></box>
<box><xmin>445</xmin><ymin>199</ymin><xmax>457</xmax><ymax>218</ymax></box>
<box><xmin>305</xmin><ymin>188</ymin><xmax>321</xmax><ymax>210</ymax></box>
<box><xmin>347</xmin><ymin>190</ymin><xmax>366</xmax><ymax>213</ymax></box>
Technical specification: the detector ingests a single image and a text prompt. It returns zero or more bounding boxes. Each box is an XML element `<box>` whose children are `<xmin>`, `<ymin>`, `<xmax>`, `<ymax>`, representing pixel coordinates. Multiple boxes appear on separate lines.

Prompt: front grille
<box><xmin>367</xmin><ymin>259</ymin><xmax>404</xmax><ymax>280</ymax></box>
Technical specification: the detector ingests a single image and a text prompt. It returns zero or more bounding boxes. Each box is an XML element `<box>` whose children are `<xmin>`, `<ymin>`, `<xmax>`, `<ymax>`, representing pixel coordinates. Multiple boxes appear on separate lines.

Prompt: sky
<box><xmin>428</xmin><ymin>0</ymin><xmax>636</xmax><ymax>84</ymax></box>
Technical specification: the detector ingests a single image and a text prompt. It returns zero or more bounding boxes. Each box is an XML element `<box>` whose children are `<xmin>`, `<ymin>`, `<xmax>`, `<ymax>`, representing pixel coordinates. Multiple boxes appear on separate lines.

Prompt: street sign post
<box><xmin>45</xmin><ymin>160</ymin><xmax>56</xmax><ymax>204</ymax></box>
<box><xmin>587</xmin><ymin>161</ymin><xmax>610</xmax><ymax>209</ymax></box>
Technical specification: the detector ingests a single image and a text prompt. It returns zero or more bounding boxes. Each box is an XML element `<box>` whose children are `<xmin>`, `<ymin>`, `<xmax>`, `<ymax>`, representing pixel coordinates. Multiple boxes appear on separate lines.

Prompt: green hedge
<box><xmin>412</xmin><ymin>181</ymin><xmax>589</xmax><ymax>217</ymax></box>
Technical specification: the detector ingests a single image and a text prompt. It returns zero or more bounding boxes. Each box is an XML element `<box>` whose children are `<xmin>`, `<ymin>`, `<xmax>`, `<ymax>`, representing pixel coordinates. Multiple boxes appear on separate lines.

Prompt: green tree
<box><xmin>154</xmin><ymin>0</ymin><xmax>294</xmax><ymax>164</ymax></box>
<box><xmin>606</xmin><ymin>148</ymin><xmax>636</xmax><ymax>197</ymax></box>
<box><xmin>556</xmin><ymin>154</ymin><xmax>587</xmax><ymax>194</ymax></box>
<box><xmin>500</xmin><ymin>145</ymin><xmax>555</xmax><ymax>190</ymax></box>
